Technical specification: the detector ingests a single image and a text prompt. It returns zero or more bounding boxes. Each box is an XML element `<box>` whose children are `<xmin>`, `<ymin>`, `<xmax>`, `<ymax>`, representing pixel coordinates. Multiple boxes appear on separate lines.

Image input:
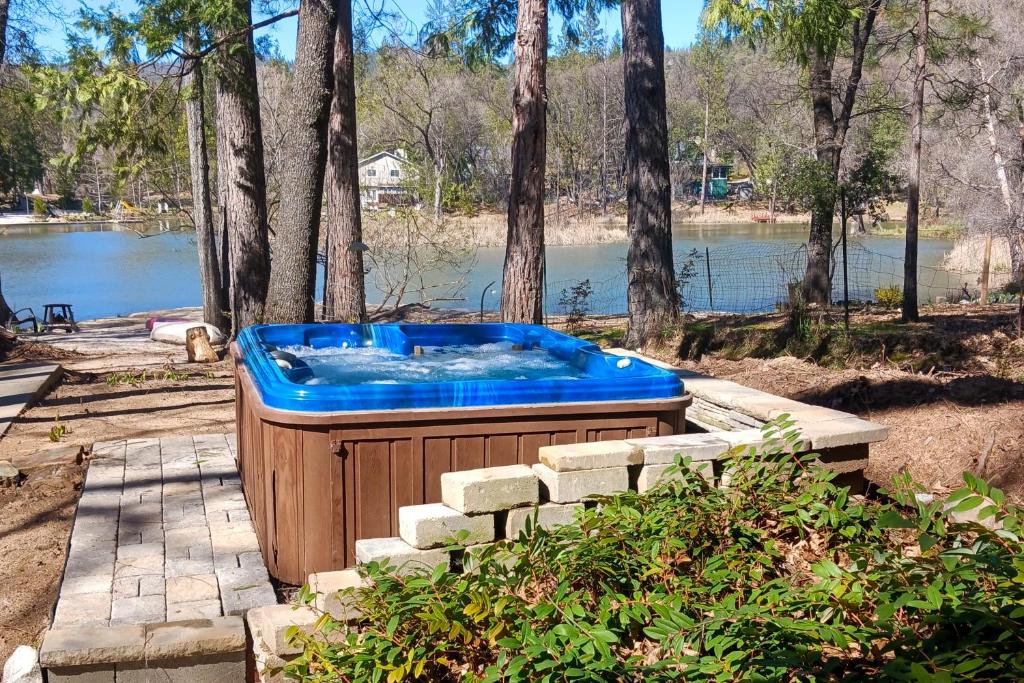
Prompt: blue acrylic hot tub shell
<box><xmin>236</xmin><ymin>323</ymin><xmax>684</xmax><ymax>413</ymax></box>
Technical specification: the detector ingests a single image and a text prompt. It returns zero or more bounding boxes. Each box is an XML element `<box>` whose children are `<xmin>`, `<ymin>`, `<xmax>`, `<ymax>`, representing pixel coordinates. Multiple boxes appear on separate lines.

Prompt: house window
<box><xmin>366</xmin><ymin>169</ymin><xmax>377</xmax><ymax>177</ymax></box>
<box><xmin>390</xmin><ymin>169</ymin><xmax>401</xmax><ymax>178</ymax></box>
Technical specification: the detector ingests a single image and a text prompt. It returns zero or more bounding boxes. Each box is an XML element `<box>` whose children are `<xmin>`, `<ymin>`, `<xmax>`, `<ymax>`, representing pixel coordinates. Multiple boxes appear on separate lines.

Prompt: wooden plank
<box><xmin>486</xmin><ymin>434</ymin><xmax>518</xmax><ymax>467</ymax></box>
<box><xmin>520</xmin><ymin>433</ymin><xmax>551</xmax><ymax>465</ymax></box>
<box><xmin>553</xmin><ymin>431</ymin><xmax>577</xmax><ymax>446</ymax></box>
<box><xmin>454</xmin><ymin>436</ymin><xmax>486</xmax><ymax>471</ymax></box>
<box><xmin>271</xmin><ymin>425</ymin><xmax>303</xmax><ymax>585</ymax></box>
<box><xmin>390</xmin><ymin>440</ymin><xmax>416</xmax><ymax>536</ymax></box>
<box><xmin>599</xmin><ymin>429</ymin><xmax>628</xmax><ymax>441</ymax></box>
<box><xmin>300</xmin><ymin>430</ymin><xmax>333</xmax><ymax>574</ymax></box>
<box><xmin>261</xmin><ymin>422</ymin><xmax>278</xmax><ymax>578</ymax></box>
<box><xmin>334</xmin><ymin>435</ymin><xmax>357</xmax><ymax>567</ymax></box>
<box><xmin>334</xmin><ymin>417</ymin><xmax>650</xmax><ymax>441</ymax></box>
<box><xmin>423</xmin><ymin>437</ymin><xmax>451</xmax><ymax>503</ymax></box>
<box><xmin>355</xmin><ymin>441</ymin><xmax>392</xmax><ymax>542</ymax></box>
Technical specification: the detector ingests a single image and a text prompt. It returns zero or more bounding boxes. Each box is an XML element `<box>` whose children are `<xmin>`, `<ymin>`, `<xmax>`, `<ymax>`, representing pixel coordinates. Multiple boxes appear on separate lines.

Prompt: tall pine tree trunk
<box><xmin>903</xmin><ymin>0</ymin><xmax>928</xmax><ymax>322</ymax></box>
<box><xmin>183</xmin><ymin>33</ymin><xmax>229</xmax><ymax>332</ymax></box>
<box><xmin>0</xmin><ymin>0</ymin><xmax>10</xmax><ymax>65</ymax></box>
<box><xmin>802</xmin><ymin>48</ymin><xmax>839</xmax><ymax>306</ymax></box>
<box><xmin>324</xmin><ymin>0</ymin><xmax>366</xmax><ymax>323</ymax></box>
<box><xmin>500</xmin><ymin>0</ymin><xmax>547</xmax><ymax>324</ymax></box>
<box><xmin>214</xmin><ymin>0</ymin><xmax>270</xmax><ymax>334</ymax></box>
<box><xmin>622</xmin><ymin>0</ymin><xmax>678</xmax><ymax>348</ymax></box>
<box><xmin>265</xmin><ymin>0</ymin><xmax>336</xmax><ymax>323</ymax></box>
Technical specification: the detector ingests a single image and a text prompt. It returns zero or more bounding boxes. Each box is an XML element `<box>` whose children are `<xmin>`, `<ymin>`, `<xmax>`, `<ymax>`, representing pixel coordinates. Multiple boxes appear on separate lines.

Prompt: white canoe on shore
<box><xmin>150</xmin><ymin>321</ymin><xmax>226</xmax><ymax>346</ymax></box>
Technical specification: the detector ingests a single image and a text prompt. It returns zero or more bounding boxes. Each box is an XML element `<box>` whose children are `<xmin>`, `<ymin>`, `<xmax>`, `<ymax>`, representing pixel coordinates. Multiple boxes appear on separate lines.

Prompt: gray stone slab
<box><xmin>355</xmin><ymin>537</ymin><xmax>450</xmax><ymax>575</ymax></box>
<box><xmin>532</xmin><ymin>464</ymin><xmax>629</xmax><ymax>503</ymax></box>
<box><xmin>53</xmin><ymin>593</ymin><xmax>111</xmax><ymax>627</ymax></box>
<box><xmin>110</xmin><ymin>595</ymin><xmax>164</xmax><ymax>625</ymax></box>
<box><xmin>398</xmin><ymin>503</ymin><xmax>494</xmax><ymax>549</ymax></box>
<box><xmin>505</xmin><ymin>502</ymin><xmax>583</xmax><ymax>539</ymax></box>
<box><xmin>538</xmin><ymin>440</ymin><xmax>642</xmax><ymax>472</ymax></box>
<box><xmin>440</xmin><ymin>465</ymin><xmax>539</xmax><ymax>514</ymax></box>
<box><xmin>0</xmin><ymin>361</ymin><xmax>62</xmax><ymax>440</ymax></box>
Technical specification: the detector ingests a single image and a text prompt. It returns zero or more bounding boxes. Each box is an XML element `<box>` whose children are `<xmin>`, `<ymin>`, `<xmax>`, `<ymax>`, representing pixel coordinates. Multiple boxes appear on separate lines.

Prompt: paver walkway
<box><xmin>0</xmin><ymin>361</ymin><xmax>62</xmax><ymax>439</ymax></box>
<box><xmin>52</xmin><ymin>434</ymin><xmax>277</xmax><ymax>628</ymax></box>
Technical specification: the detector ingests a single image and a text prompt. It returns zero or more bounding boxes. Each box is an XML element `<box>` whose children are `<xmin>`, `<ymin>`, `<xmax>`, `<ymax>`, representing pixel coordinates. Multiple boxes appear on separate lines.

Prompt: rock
<box><xmin>0</xmin><ymin>460</ymin><xmax>23</xmax><ymax>487</ymax></box>
<box><xmin>398</xmin><ymin>503</ymin><xmax>494</xmax><ymax>549</ymax></box>
<box><xmin>354</xmin><ymin>537</ymin><xmax>450</xmax><ymax>575</ymax></box>
<box><xmin>3</xmin><ymin>645</ymin><xmax>43</xmax><ymax>683</ymax></box>
<box><xmin>538</xmin><ymin>440</ymin><xmax>641</xmax><ymax>472</ymax></box>
<box><xmin>11</xmin><ymin>445</ymin><xmax>84</xmax><ymax>471</ymax></box>
<box><xmin>532</xmin><ymin>464</ymin><xmax>629</xmax><ymax>503</ymax></box>
<box><xmin>440</xmin><ymin>465</ymin><xmax>539</xmax><ymax>514</ymax></box>
<box><xmin>185</xmin><ymin>326</ymin><xmax>219</xmax><ymax>363</ymax></box>
<box><xmin>505</xmin><ymin>502</ymin><xmax>583</xmax><ymax>539</ymax></box>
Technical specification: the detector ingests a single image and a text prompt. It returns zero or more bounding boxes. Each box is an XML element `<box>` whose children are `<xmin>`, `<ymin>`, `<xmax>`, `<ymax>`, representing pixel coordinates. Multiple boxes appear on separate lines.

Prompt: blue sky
<box><xmin>35</xmin><ymin>0</ymin><xmax>703</xmax><ymax>59</ymax></box>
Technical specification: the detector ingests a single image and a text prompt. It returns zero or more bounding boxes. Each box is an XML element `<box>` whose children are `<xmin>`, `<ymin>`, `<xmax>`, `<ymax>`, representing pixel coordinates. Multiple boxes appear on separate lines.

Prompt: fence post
<box><xmin>705</xmin><ymin>247</ymin><xmax>714</xmax><ymax>312</ymax></box>
<box><xmin>980</xmin><ymin>232</ymin><xmax>992</xmax><ymax>306</ymax></box>
<box><xmin>841</xmin><ymin>190</ymin><xmax>850</xmax><ymax>332</ymax></box>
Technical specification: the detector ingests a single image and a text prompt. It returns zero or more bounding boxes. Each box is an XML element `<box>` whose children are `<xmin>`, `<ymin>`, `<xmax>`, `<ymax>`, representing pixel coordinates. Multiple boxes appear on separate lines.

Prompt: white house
<box><xmin>358</xmin><ymin>150</ymin><xmax>415</xmax><ymax>208</ymax></box>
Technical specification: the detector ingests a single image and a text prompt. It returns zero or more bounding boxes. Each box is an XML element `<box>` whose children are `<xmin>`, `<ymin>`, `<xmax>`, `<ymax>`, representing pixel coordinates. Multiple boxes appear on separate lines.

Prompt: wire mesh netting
<box><xmin>546</xmin><ymin>241</ymin><xmax>987</xmax><ymax>319</ymax></box>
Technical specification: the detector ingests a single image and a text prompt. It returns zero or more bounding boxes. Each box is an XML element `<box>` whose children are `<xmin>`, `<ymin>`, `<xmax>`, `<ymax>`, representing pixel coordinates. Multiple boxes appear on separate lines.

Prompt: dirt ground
<box><xmin>0</xmin><ymin>304</ymin><xmax>1021</xmax><ymax>661</ymax></box>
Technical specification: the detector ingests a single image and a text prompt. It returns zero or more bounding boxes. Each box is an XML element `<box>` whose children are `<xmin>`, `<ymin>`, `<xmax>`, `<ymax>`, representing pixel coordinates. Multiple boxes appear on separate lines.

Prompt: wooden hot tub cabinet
<box><xmin>233</xmin><ymin>345</ymin><xmax>691</xmax><ymax>584</ymax></box>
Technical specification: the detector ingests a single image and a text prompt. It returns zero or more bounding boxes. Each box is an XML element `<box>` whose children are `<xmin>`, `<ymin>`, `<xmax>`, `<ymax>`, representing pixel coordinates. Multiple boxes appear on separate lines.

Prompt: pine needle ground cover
<box><xmin>283</xmin><ymin>424</ymin><xmax>1024</xmax><ymax>682</ymax></box>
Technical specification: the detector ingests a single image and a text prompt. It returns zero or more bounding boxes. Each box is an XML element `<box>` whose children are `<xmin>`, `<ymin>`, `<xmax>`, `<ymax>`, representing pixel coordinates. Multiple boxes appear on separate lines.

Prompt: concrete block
<box><xmin>247</xmin><ymin>605</ymin><xmax>319</xmax><ymax>657</ymax></box>
<box><xmin>60</xmin><ymin>575</ymin><xmax>114</xmax><ymax>597</ymax></box>
<box><xmin>166</xmin><ymin>574</ymin><xmax>220</xmax><ymax>604</ymax></box>
<box><xmin>636</xmin><ymin>462</ymin><xmax>713</xmax><ymax>493</ymax></box>
<box><xmin>532</xmin><ymin>464</ymin><xmax>629</xmax><ymax>503</ymax></box>
<box><xmin>216</xmin><ymin>566</ymin><xmax>277</xmax><ymax>616</ymax></box>
<box><xmin>504</xmin><ymin>502</ymin><xmax>583</xmax><ymax>539</ymax></box>
<box><xmin>538</xmin><ymin>440</ymin><xmax>641</xmax><ymax>472</ymax></box>
<box><xmin>399</xmin><ymin>503</ymin><xmax>494</xmax><ymax>549</ymax></box>
<box><xmin>798</xmin><ymin>417</ymin><xmax>889</xmax><ymax>449</ymax></box>
<box><xmin>110</xmin><ymin>595</ymin><xmax>164</xmax><ymax>625</ymax></box>
<box><xmin>440</xmin><ymin>465</ymin><xmax>538</xmax><ymax>514</ymax></box>
<box><xmin>626</xmin><ymin>433</ymin><xmax>732</xmax><ymax>465</ymax></box>
<box><xmin>53</xmin><ymin>593</ymin><xmax>111</xmax><ymax>626</ymax></box>
<box><xmin>143</xmin><ymin>616</ymin><xmax>246</xmax><ymax>659</ymax></box>
<box><xmin>355</xmin><ymin>537</ymin><xmax>450</xmax><ymax>574</ymax></box>
<box><xmin>115</xmin><ymin>652</ymin><xmax>246</xmax><ymax>683</ymax></box>
<box><xmin>166</xmin><ymin>600</ymin><xmax>224</xmax><ymax>622</ymax></box>
<box><xmin>309</xmin><ymin>569</ymin><xmax>367</xmax><ymax>622</ymax></box>
<box><xmin>45</xmin><ymin>665</ymin><xmax>114</xmax><ymax>683</ymax></box>
<box><xmin>40</xmin><ymin>625</ymin><xmax>146</xmax><ymax>667</ymax></box>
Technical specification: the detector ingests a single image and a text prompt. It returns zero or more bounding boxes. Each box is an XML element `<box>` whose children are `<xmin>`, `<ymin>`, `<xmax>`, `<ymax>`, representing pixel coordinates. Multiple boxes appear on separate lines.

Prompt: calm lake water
<box><xmin>0</xmin><ymin>220</ymin><xmax>961</xmax><ymax>321</ymax></box>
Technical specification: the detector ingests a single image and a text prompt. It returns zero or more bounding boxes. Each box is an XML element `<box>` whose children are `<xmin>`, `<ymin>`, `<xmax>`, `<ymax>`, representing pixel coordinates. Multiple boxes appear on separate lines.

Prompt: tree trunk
<box><xmin>802</xmin><ymin>47</ymin><xmax>840</xmax><ymax>305</ymax></box>
<box><xmin>265</xmin><ymin>0</ymin><xmax>336</xmax><ymax>323</ymax></box>
<box><xmin>0</xmin><ymin>273</ymin><xmax>13</xmax><ymax>326</ymax></box>
<box><xmin>500</xmin><ymin>0</ymin><xmax>547</xmax><ymax>325</ymax></box>
<box><xmin>903</xmin><ymin>0</ymin><xmax>928</xmax><ymax>322</ymax></box>
<box><xmin>0</xmin><ymin>0</ymin><xmax>9</xmax><ymax>66</ymax></box>
<box><xmin>213</xmin><ymin>0</ymin><xmax>271</xmax><ymax>334</ymax></box>
<box><xmin>324</xmin><ymin>0</ymin><xmax>367</xmax><ymax>323</ymax></box>
<box><xmin>699</xmin><ymin>96</ymin><xmax>710</xmax><ymax>214</ymax></box>
<box><xmin>183</xmin><ymin>33</ymin><xmax>230</xmax><ymax>333</ymax></box>
<box><xmin>621</xmin><ymin>0</ymin><xmax>678</xmax><ymax>348</ymax></box>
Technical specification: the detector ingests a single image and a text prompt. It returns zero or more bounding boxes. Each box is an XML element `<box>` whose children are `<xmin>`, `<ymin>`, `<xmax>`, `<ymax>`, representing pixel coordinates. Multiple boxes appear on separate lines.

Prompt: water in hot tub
<box><xmin>281</xmin><ymin>342</ymin><xmax>589</xmax><ymax>385</ymax></box>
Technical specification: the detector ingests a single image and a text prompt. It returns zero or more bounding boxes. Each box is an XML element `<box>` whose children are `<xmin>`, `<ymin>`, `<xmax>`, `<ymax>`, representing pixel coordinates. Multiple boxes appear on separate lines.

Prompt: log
<box><xmin>185</xmin><ymin>326</ymin><xmax>219</xmax><ymax>363</ymax></box>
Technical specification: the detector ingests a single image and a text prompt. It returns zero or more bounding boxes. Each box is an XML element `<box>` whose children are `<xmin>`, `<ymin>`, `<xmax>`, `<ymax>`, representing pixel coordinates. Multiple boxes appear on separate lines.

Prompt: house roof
<box><xmin>358</xmin><ymin>151</ymin><xmax>410</xmax><ymax>167</ymax></box>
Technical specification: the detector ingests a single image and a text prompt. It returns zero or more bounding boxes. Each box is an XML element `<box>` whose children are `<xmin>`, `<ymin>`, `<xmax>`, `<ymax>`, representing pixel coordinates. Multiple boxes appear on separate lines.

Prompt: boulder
<box><xmin>3</xmin><ymin>645</ymin><xmax>43</xmax><ymax>683</ymax></box>
<box><xmin>0</xmin><ymin>460</ymin><xmax>23</xmax><ymax>487</ymax></box>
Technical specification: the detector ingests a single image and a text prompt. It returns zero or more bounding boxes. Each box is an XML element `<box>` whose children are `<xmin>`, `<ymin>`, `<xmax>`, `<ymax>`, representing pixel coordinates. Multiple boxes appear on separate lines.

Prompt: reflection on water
<box><xmin>0</xmin><ymin>219</ymin><xmax>959</xmax><ymax>321</ymax></box>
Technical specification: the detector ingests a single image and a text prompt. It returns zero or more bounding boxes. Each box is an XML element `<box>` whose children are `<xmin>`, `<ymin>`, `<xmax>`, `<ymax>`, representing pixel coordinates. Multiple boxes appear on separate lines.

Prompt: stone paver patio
<box><xmin>51</xmin><ymin>434</ymin><xmax>277</xmax><ymax>629</ymax></box>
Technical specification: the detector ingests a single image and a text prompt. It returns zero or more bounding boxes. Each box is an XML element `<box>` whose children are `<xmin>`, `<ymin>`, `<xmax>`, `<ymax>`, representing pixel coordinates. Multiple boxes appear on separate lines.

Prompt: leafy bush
<box><xmin>31</xmin><ymin>196</ymin><xmax>47</xmax><ymax>215</ymax></box>
<box><xmin>284</xmin><ymin>423</ymin><xmax>1024</xmax><ymax>682</ymax></box>
<box><xmin>82</xmin><ymin>197</ymin><xmax>95</xmax><ymax>214</ymax></box>
<box><xmin>874</xmin><ymin>286</ymin><xmax>903</xmax><ymax>309</ymax></box>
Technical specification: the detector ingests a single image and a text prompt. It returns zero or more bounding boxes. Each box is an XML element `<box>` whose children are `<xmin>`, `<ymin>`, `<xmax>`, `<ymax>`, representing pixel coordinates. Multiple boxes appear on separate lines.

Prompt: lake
<box><xmin>0</xmin><ymin>220</ymin><xmax>964</xmax><ymax>322</ymax></box>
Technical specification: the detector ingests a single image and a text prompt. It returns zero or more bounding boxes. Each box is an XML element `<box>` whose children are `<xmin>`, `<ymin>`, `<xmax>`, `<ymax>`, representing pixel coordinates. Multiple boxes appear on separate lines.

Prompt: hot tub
<box><xmin>232</xmin><ymin>323</ymin><xmax>690</xmax><ymax>584</ymax></box>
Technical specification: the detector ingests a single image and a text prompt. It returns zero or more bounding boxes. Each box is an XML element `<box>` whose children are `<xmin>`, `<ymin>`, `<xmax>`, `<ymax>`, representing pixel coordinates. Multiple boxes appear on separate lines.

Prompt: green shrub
<box><xmin>874</xmin><ymin>286</ymin><xmax>903</xmax><ymax>309</ymax></box>
<box><xmin>284</xmin><ymin>422</ymin><xmax>1024</xmax><ymax>682</ymax></box>
<box><xmin>82</xmin><ymin>197</ymin><xmax>95</xmax><ymax>214</ymax></box>
<box><xmin>31</xmin><ymin>197</ymin><xmax>47</xmax><ymax>215</ymax></box>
